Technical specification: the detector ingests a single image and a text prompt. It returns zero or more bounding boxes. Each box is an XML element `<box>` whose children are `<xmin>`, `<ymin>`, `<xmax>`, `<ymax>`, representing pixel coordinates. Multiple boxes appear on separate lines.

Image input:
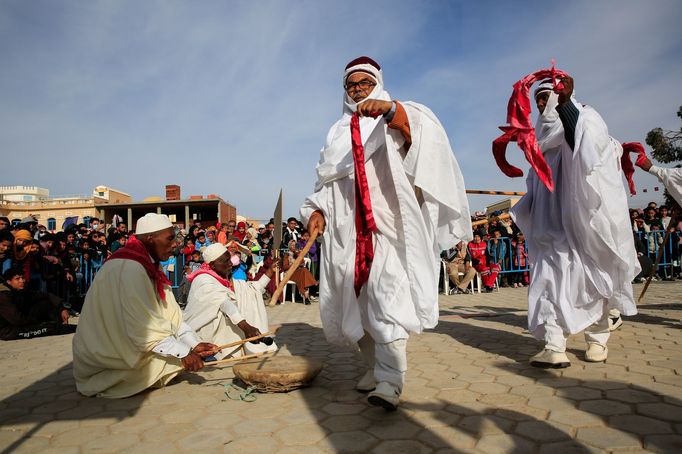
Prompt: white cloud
<box><xmin>0</xmin><ymin>0</ymin><xmax>679</xmax><ymax>217</ymax></box>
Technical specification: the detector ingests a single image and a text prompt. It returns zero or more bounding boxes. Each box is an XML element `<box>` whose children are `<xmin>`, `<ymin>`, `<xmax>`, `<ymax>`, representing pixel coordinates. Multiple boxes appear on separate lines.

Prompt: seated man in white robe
<box><xmin>512</xmin><ymin>77</ymin><xmax>639</xmax><ymax>368</ymax></box>
<box><xmin>301</xmin><ymin>56</ymin><xmax>471</xmax><ymax>410</ymax></box>
<box><xmin>183</xmin><ymin>243</ymin><xmax>277</xmax><ymax>360</ymax></box>
<box><xmin>73</xmin><ymin>213</ymin><xmax>216</xmax><ymax>398</ymax></box>
<box><xmin>636</xmin><ymin>155</ymin><xmax>682</xmax><ymax>206</ymax></box>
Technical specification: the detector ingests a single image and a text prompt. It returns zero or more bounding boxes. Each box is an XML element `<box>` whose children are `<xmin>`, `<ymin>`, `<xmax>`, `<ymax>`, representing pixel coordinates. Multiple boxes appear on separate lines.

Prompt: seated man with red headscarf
<box><xmin>301</xmin><ymin>56</ymin><xmax>471</xmax><ymax>410</ymax></box>
<box><xmin>73</xmin><ymin>213</ymin><xmax>216</xmax><ymax>398</ymax></box>
<box><xmin>183</xmin><ymin>243</ymin><xmax>277</xmax><ymax>360</ymax></box>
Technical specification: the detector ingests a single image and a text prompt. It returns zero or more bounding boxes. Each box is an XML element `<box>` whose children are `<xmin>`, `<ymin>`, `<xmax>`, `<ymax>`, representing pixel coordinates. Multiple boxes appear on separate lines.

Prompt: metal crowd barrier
<box><xmin>68</xmin><ymin>232</ymin><xmax>680</xmax><ymax>297</ymax></box>
<box><xmin>488</xmin><ymin>232</ymin><xmax>680</xmax><ymax>275</ymax></box>
<box><xmin>635</xmin><ymin>231</ymin><xmax>679</xmax><ymax>267</ymax></box>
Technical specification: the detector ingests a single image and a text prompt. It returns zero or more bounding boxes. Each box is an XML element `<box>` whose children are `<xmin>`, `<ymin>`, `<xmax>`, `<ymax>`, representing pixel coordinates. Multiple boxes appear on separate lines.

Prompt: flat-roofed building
<box><xmin>96</xmin><ymin>186</ymin><xmax>236</xmax><ymax>231</ymax></box>
<box><xmin>0</xmin><ymin>185</ymin><xmax>131</xmax><ymax>231</ymax></box>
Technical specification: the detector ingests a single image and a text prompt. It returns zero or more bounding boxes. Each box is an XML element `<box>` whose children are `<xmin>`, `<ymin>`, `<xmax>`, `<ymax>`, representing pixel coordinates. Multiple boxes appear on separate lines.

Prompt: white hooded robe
<box><xmin>512</xmin><ymin>92</ymin><xmax>639</xmax><ymax>337</ymax></box>
<box><xmin>301</xmin><ymin>67</ymin><xmax>471</xmax><ymax>346</ymax></box>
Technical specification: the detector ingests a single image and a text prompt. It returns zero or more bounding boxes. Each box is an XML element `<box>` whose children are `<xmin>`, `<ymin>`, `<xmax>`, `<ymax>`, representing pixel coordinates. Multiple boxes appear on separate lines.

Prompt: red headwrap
<box><xmin>107</xmin><ymin>235</ymin><xmax>172</xmax><ymax>302</ymax></box>
<box><xmin>492</xmin><ymin>66</ymin><xmax>569</xmax><ymax>192</ymax></box>
<box><xmin>351</xmin><ymin>113</ymin><xmax>378</xmax><ymax>297</ymax></box>
<box><xmin>233</xmin><ymin>221</ymin><xmax>247</xmax><ymax>242</ymax></box>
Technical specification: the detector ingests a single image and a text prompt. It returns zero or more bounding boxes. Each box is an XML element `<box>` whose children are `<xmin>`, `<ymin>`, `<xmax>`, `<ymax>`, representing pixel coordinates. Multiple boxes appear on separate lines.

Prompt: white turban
<box><xmin>203</xmin><ymin>243</ymin><xmax>228</xmax><ymax>264</ymax></box>
<box><xmin>342</xmin><ymin>56</ymin><xmax>390</xmax><ymax>115</ymax></box>
<box><xmin>136</xmin><ymin>213</ymin><xmax>173</xmax><ymax>235</ymax></box>
<box><xmin>534</xmin><ymin>79</ymin><xmax>555</xmax><ymax>100</ymax></box>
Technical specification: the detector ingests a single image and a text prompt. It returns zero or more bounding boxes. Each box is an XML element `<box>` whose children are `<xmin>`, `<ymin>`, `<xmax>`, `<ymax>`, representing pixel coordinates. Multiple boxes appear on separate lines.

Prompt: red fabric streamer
<box><xmin>107</xmin><ymin>235</ymin><xmax>172</xmax><ymax>302</ymax></box>
<box><xmin>186</xmin><ymin>262</ymin><xmax>234</xmax><ymax>290</ymax></box>
<box><xmin>492</xmin><ymin>67</ymin><xmax>569</xmax><ymax>192</ymax></box>
<box><xmin>620</xmin><ymin>142</ymin><xmax>647</xmax><ymax>196</ymax></box>
<box><xmin>351</xmin><ymin>113</ymin><xmax>378</xmax><ymax>297</ymax></box>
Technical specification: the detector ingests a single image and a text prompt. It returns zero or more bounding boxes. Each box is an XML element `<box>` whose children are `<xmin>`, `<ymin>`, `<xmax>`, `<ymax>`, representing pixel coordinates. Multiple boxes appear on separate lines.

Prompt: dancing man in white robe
<box><xmin>512</xmin><ymin>77</ymin><xmax>639</xmax><ymax>368</ymax></box>
<box><xmin>183</xmin><ymin>243</ymin><xmax>277</xmax><ymax>360</ymax></box>
<box><xmin>73</xmin><ymin>213</ymin><xmax>216</xmax><ymax>398</ymax></box>
<box><xmin>301</xmin><ymin>56</ymin><xmax>471</xmax><ymax>410</ymax></box>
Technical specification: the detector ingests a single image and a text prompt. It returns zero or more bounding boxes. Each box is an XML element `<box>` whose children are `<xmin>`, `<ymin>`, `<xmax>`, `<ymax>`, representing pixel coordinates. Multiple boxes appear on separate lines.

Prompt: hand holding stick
<box><xmin>203</xmin><ymin>351</ymin><xmax>273</xmax><ymax>367</ymax></box>
<box><xmin>212</xmin><ymin>325</ymin><xmax>281</xmax><ymax>353</ymax></box>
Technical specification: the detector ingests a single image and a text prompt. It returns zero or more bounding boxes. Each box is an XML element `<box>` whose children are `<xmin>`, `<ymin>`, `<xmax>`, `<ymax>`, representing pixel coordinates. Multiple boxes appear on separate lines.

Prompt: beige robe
<box><xmin>72</xmin><ymin>259</ymin><xmax>184</xmax><ymax>398</ymax></box>
<box><xmin>183</xmin><ymin>275</ymin><xmax>275</xmax><ymax>360</ymax></box>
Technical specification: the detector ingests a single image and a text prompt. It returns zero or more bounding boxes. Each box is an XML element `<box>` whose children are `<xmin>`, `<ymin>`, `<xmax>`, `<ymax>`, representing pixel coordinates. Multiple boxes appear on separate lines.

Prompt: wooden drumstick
<box><xmin>213</xmin><ymin>326</ymin><xmax>280</xmax><ymax>352</ymax></box>
<box><xmin>268</xmin><ymin>228</ymin><xmax>320</xmax><ymax>306</ymax></box>
<box><xmin>203</xmin><ymin>351</ymin><xmax>273</xmax><ymax>367</ymax></box>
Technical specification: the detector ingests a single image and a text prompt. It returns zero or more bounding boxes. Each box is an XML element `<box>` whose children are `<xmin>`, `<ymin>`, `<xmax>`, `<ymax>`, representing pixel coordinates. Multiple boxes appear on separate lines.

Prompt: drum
<box><xmin>233</xmin><ymin>355</ymin><xmax>323</xmax><ymax>393</ymax></box>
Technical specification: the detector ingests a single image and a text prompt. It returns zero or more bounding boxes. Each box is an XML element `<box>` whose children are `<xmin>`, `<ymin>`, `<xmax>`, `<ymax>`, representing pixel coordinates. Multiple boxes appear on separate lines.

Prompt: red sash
<box><xmin>351</xmin><ymin>113</ymin><xmax>378</xmax><ymax>297</ymax></box>
<box><xmin>107</xmin><ymin>235</ymin><xmax>172</xmax><ymax>302</ymax></box>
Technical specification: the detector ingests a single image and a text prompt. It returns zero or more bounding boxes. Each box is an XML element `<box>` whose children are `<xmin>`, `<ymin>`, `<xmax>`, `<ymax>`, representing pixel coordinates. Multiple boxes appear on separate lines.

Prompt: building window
<box><xmin>47</xmin><ymin>218</ymin><xmax>56</xmax><ymax>231</ymax></box>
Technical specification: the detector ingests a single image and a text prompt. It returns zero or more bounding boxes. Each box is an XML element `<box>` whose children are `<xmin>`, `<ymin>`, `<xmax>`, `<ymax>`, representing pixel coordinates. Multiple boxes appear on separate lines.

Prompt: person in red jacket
<box><xmin>468</xmin><ymin>232</ymin><xmax>498</xmax><ymax>292</ymax></box>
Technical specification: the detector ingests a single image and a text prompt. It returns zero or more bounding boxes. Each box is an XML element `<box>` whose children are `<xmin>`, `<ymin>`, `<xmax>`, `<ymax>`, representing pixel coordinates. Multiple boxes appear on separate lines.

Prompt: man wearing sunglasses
<box><xmin>301</xmin><ymin>56</ymin><xmax>471</xmax><ymax>410</ymax></box>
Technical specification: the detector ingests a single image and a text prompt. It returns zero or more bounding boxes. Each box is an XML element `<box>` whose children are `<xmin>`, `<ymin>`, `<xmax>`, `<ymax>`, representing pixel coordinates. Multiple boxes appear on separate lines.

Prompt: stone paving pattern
<box><xmin>1</xmin><ymin>281</ymin><xmax>681</xmax><ymax>453</ymax></box>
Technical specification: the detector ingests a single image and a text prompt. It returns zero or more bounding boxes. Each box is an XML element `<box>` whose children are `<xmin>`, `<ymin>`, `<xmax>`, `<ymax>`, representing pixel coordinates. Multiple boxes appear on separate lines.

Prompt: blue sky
<box><xmin>1</xmin><ymin>0</ymin><xmax>680</xmax><ymax>219</ymax></box>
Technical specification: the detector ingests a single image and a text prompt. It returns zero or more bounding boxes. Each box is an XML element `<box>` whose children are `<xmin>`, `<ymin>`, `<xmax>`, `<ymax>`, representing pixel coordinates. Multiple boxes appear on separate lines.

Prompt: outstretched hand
<box><xmin>357</xmin><ymin>99</ymin><xmax>393</xmax><ymax>118</ymax></box>
<box><xmin>556</xmin><ymin>76</ymin><xmax>574</xmax><ymax>105</ymax></box>
<box><xmin>636</xmin><ymin>156</ymin><xmax>653</xmax><ymax>171</ymax></box>
<box><xmin>192</xmin><ymin>342</ymin><xmax>218</xmax><ymax>357</ymax></box>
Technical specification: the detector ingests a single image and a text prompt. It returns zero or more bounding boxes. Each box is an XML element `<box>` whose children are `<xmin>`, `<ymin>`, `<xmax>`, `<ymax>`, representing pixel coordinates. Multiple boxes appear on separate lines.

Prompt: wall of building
<box><xmin>92</xmin><ymin>186</ymin><xmax>132</xmax><ymax>204</ymax></box>
<box><xmin>219</xmin><ymin>200</ymin><xmax>236</xmax><ymax>225</ymax></box>
<box><xmin>0</xmin><ymin>197</ymin><xmax>104</xmax><ymax>230</ymax></box>
<box><xmin>0</xmin><ymin>186</ymin><xmax>50</xmax><ymax>202</ymax></box>
<box><xmin>485</xmin><ymin>197</ymin><xmax>520</xmax><ymax>214</ymax></box>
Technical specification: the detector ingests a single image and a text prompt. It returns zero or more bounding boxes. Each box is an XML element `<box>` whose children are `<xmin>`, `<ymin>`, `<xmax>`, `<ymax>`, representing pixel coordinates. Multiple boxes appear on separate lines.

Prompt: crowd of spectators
<box><xmin>1</xmin><ymin>199</ymin><xmax>680</xmax><ymax>339</ymax></box>
<box><xmin>442</xmin><ymin>202</ymin><xmax>682</xmax><ymax>295</ymax></box>
<box><xmin>630</xmin><ymin>202</ymin><xmax>681</xmax><ymax>281</ymax></box>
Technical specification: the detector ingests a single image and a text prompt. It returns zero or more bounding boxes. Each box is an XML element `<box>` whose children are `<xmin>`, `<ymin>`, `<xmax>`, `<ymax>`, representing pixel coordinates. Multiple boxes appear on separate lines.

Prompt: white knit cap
<box><xmin>135</xmin><ymin>213</ymin><xmax>173</xmax><ymax>235</ymax></box>
<box><xmin>203</xmin><ymin>243</ymin><xmax>228</xmax><ymax>264</ymax></box>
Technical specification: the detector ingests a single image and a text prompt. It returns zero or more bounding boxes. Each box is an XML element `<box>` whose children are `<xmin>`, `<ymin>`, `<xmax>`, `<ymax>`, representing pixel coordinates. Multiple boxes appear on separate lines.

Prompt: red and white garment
<box><xmin>301</xmin><ymin>59</ymin><xmax>471</xmax><ymax>346</ymax></box>
<box><xmin>509</xmin><ymin>82</ymin><xmax>639</xmax><ymax>338</ymax></box>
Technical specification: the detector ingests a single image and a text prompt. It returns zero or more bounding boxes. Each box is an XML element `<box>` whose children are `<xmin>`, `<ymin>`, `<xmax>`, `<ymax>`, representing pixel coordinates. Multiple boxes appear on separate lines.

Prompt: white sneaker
<box><xmin>367</xmin><ymin>381</ymin><xmax>400</xmax><ymax>411</ymax></box>
<box><xmin>356</xmin><ymin>370</ymin><xmax>376</xmax><ymax>393</ymax></box>
<box><xmin>608</xmin><ymin>314</ymin><xmax>623</xmax><ymax>331</ymax></box>
<box><xmin>585</xmin><ymin>343</ymin><xmax>608</xmax><ymax>362</ymax></box>
<box><xmin>530</xmin><ymin>349</ymin><xmax>571</xmax><ymax>369</ymax></box>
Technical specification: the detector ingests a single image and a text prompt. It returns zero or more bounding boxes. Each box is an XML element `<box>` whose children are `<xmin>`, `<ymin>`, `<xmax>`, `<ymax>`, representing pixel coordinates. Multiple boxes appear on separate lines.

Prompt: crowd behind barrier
<box><xmin>1</xmin><ymin>199</ymin><xmax>680</xmax><ymax>319</ymax></box>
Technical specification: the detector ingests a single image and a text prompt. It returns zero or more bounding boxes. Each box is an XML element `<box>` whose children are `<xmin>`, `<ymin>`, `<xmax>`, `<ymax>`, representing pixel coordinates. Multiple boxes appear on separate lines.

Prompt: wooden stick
<box><xmin>268</xmin><ymin>228</ymin><xmax>320</xmax><ymax>306</ymax></box>
<box><xmin>466</xmin><ymin>189</ymin><xmax>526</xmax><ymax>196</ymax></box>
<box><xmin>471</xmin><ymin>213</ymin><xmax>512</xmax><ymax>228</ymax></box>
<box><xmin>214</xmin><ymin>326</ymin><xmax>280</xmax><ymax>352</ymax></box>
<box><xmin>638</xmin><ymin>217</ymin><xmax>676</xmax><ymax>303</ymax></box>
<box><xmin>273</xmin><ymin>249</ymin><xmax>280</xmax><ymax>301</ymax></box>
<box><xmin>203</xmin><ymin>351</ymin><xmax>272</xmax><ymax>367</ymax></box>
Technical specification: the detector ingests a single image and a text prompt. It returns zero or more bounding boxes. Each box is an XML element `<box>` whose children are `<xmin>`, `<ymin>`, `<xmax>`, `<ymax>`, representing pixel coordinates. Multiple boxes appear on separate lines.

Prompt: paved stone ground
<box><xmin>1</xmin><ymin>281</ymin><xmax>681</xmax><ymax>453</ymax></box>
